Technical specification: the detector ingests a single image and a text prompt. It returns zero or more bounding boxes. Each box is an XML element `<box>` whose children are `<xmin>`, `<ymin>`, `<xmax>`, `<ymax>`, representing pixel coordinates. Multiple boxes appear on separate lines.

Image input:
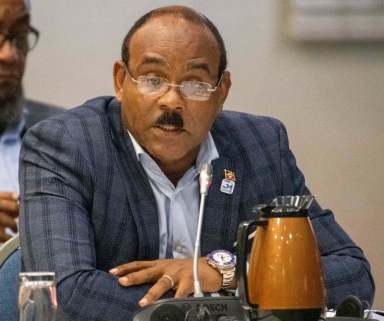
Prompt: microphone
<box><xmin>199</xmin><ymin>163</ymin><xmax>213</xmax><ymax>195</ymax></box>
<box><xmin>133</xmin><ymin>162</ymin><xmax>250</xmax><ymax>321</ymax></box>
<box><xmin>193</xmin><ymin>163</ymin><xmax>213</xmax><ymax>297</ymax></box>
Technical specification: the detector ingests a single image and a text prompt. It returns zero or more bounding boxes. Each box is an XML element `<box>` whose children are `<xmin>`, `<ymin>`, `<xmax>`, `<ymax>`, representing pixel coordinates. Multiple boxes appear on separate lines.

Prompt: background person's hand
<box><xmin>0</xmin><ymin>192</ymin><xmax>19</xmax><ymax>242</ymax></box>
<box><xmin>109</xmin><ymin>258</ymin><xmax>222</xmax><ymax>307</ymax></box>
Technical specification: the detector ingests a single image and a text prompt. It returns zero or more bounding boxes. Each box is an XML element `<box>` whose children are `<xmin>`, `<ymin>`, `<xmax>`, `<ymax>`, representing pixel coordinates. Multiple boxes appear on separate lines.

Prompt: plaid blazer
<box><xmin>19</xmin><ymin>96</ymin><xmax>374</xmax><ymax>321</ymax></box>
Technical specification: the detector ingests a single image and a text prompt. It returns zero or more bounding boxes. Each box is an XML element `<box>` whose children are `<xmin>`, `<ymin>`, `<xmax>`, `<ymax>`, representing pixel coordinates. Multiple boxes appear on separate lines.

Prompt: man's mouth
<box><xmin>154</xmin><ymin>111</ymin><xmax>184</xmax><ymax>133</ymax></box>
<box><xmin>154</xmin><ymin>124</ymin><xmax>183</xmax><ymax>132</ymax></box>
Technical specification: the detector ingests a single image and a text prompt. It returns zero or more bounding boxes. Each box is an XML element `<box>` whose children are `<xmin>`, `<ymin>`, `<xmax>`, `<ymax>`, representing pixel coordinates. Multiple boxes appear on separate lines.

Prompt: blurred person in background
<box><xmin>0</xmin><ymin>0</ymin><xmax>63</xmax><ymax>242</ymax></box>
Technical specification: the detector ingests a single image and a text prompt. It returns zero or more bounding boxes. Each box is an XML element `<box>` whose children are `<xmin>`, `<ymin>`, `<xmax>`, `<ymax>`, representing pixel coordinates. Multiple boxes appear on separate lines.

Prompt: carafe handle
<box><xmin>236</xmin><ymin>219</ymin><xmax>268</xmax><ymax>310</ymax></box>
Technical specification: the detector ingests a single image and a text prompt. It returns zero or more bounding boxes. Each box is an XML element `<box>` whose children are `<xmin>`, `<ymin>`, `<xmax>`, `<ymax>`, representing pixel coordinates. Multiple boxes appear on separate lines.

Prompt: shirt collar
<box><xmin>127</xmin><ymin>130</ymin><xmax>219</xmax><ymax>172</ymax></box>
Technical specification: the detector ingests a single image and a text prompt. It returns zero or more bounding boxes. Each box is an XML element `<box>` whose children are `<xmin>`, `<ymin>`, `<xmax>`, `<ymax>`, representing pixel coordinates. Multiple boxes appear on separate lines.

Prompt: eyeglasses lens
<box><xmin>136</xmin><ymin>77</ymin><xmax>212</xmax><ymax>101</ymax></box>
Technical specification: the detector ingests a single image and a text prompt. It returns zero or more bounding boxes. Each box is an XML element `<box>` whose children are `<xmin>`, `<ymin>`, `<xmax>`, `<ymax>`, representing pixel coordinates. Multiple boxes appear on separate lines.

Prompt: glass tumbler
<box><xmin>18</xmin><ymin>272</ymin><xmax>57</xmax><ymax>321</ymax></box>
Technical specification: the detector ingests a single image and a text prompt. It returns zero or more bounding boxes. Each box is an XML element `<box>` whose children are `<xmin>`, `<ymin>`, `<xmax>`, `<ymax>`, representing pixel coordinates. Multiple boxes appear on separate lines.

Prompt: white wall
<box><xmin>25</xmin><ymin>0</ymin><xmax>384</xmax><ymax>307</ymax></box>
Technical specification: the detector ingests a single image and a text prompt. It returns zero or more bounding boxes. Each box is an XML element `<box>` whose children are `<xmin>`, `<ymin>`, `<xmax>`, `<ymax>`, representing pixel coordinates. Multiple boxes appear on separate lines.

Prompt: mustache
<box><xmin>0</xmin><ymin>63</ymin><xmax>23</xmax><ymax>79</ymax></box>
<box><xmin>154</xmin><ymin>112</ymin><xmax>184</xmax><ymax>129</ymax></box>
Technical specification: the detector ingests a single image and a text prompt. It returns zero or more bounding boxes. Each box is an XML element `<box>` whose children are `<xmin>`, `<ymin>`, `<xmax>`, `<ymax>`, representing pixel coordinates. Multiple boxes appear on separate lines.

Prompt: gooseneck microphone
<box><xmin>133</xmin><ymin>162</ymin><xmax>250</xmax><ymax>321</ymax></box>
<box><xmin>193</xmin><ymin>163</ymin><xmax>213</xmax><ymax>297</ymax></box>
<box><xmin>199</xmin><ymin>163</ymin><xmax>213</xmax><ymax>195</ymax></box>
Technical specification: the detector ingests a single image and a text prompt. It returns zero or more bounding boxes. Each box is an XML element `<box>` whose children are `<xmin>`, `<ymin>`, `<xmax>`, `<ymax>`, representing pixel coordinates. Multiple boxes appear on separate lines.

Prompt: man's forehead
<box><xmin>136</xmin><ymin>14</ymin><xmax>214</xmax><ymax>40</ymax></box>
<box><xmin>129</xmin><ymin>15</ymin><xmax>220</xmax><ymax>72</ymax></box>
<box><xmin>136</xmin><ymin>52</ymin><xmax>212</xmax><ymax>73</ymax></box>
<box><xmin>0</xmin><ymin>0</ymin><xmax>29</xmax><ymax>8</ymax></box>
<box><xmin>0</xmin><ymin>0</ymin><xmax>29</xmax><ymax>25</ymax></box>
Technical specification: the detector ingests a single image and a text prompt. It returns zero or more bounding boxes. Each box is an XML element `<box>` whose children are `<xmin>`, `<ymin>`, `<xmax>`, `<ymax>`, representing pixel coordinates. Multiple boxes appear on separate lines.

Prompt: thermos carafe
<box><xmin>236</xmin><ymin>195</ymin><xmax>326</xmax><ymax>321</ymax></box>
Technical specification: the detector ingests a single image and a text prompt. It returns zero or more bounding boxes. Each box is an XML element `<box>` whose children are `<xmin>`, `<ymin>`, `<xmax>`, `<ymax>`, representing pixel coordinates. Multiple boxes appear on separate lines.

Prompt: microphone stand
<box><xmin>192</xmin><ymin>193</ymin><xmax>208</xmax><ymax>297</ymax></box>
<box><xmin>193</xmin><ymin>163</ymin><xmax>212</xmax><ymax>298</ymax></box>
<box><xmin>131</xmin><ymin>162</ymin><xmax>251</xmax><ymax>321</ymax></box>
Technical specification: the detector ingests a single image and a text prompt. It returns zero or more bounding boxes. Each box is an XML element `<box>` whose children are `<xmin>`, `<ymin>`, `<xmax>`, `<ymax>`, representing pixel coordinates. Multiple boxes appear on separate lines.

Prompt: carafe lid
<box><xmin>256</xmin><ymin>195</ymin><xmax>314</xmax><ymax>217</ymax></box>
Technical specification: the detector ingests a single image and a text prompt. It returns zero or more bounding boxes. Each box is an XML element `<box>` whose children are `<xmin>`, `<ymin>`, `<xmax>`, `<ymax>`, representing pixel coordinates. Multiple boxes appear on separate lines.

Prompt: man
<box><xmin>0</xmin><ymin>0</ymin><xmax>63</xmax><ymax>242</ymax></box>
<box><xmin>19</xmin><ymin>6</ymin><xmax>374</xmax><ymax>321</ymax></box>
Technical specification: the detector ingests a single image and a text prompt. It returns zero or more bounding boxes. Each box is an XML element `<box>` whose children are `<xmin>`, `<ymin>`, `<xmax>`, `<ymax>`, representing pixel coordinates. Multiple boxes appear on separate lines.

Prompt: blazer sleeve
<box><xmin>277</xmin><ymin>121</ymin><xmax>375</xmax><ymax>308</ymax></box>
<box><xmin>19</xmin><ymin>119</ymin><xmax>151</xmax><ymax>321</ymax></box>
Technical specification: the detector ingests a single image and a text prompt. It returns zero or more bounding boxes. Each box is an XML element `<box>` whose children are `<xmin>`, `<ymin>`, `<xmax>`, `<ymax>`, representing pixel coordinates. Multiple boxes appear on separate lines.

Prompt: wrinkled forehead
<box><xmin>129</xmin><ymin>15</ymin><xmax>221</xmax><ymax>75</ymax></box>
<box><xmin>134</xmin><ymin>15</ymin><xmax>217</xmax><ymax>45</ymax></box>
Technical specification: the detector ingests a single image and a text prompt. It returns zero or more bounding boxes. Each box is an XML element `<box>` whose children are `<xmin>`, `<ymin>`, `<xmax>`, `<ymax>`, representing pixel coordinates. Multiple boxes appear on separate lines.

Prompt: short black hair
<box><xmin>121</xmin><ymin>6</ymin><xmax>227</xmax><ymax>79</ymax></box>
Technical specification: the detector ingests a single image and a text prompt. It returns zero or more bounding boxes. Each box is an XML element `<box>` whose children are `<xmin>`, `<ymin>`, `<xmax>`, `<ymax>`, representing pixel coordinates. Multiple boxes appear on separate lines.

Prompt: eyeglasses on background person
<box><xmin>0</xmin><ymin>25</ymin><xmax>40</xmax><ymax>53</ymax></box>
<box><xmin>123</xmin><ymin>63</ymin><xmax>224</xmax><ymax>102</ymax></box>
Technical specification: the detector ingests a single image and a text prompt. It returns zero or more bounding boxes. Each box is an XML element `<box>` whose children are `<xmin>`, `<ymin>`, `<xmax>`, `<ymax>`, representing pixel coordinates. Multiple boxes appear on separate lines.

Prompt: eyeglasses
<box><xmin>124</xmin><ymin>65</ymin><xmax>223</xmax><ymax>102</ymax></box>
<box><xmin>0</xmin><ymin>26</ymin><xmax>40</xmax><ymax>52</ymax></box>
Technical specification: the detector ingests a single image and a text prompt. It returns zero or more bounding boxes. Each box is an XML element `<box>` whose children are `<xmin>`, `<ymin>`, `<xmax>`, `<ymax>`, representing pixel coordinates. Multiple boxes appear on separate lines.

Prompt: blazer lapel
<box><xmin>107</xmin><ymin>100</ymin><xmax>159</xmax><ymax>260</ymax></box>
<box><xmin>201</xmin><ymin>134</ymin><xmax>244</xmax><ymax>255</ymax></box>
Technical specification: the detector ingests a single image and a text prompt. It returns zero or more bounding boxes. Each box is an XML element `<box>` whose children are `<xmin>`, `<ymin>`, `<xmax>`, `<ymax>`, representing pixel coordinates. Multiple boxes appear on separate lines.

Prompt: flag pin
<box><xmin>220</xmin><ymin>169</ymin><xmax>236</xmax><ymax>194</ymax></box>
<box><xmin>224</xmin><ymin>169</ymin><xmax>236</xmax><ymax>181</ymax></box>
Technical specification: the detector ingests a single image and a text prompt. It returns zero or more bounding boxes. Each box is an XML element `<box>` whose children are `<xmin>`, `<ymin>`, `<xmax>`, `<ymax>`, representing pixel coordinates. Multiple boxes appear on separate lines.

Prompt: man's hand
<box><xmin>109</xmin><ymin>258</ymin><xmax>222</xmax><ymax>307</ymax></box>
<box><xmin>0</xmin><ymin>192</ymin><xmax>19</xmax><ymax>242</ymax></box>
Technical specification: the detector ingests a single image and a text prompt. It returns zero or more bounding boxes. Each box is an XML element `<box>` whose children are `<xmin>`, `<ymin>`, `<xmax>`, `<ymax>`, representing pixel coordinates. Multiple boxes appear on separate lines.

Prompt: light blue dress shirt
<box><xmin>0</xmin><ymin>118</ymin><xmax>25</xmax><ymax>193</ymax></box>
<box><xmin>128</xmin><ymin>131</ymin><xmax>219</xmax><ymax>259</ymax></box>
<box><xmin>0</xmin><ymin>114</ymin><xmax>25</xmax><ymax>239</ymax></box>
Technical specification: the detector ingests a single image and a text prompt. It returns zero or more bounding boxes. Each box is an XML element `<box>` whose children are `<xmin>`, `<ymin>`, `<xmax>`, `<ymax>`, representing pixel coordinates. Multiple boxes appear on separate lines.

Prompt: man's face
<box><xmin>0</xmin><ymin>0</ymin><xmax>29</xmax><ymax>100</ymax></box>
<box><xmin>114</xmin><ymin>15</ymin><xmax>231</xmax><ymax>170</ymax></box>
<box><xmin>0</xmin><ymin>0</ymin><xmax>29</xmax><ymax>132</ymax></box>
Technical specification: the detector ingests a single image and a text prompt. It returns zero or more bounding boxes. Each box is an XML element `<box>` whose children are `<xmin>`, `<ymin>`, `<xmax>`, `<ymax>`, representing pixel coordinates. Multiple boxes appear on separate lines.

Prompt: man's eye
<box><xmin>14</xmin><ymin>34</ymin><xmax>28</xmax><ymax>42</ymax></box>
<box><xmin>145</xmin><ymin>77</ymin><xmax>163</xmax><ymax>87</ymax></box>
<box><xmin>185</xmin><ymin>81</ymin><xmax>208</xmax><ymax>92</ymax></box>
<box><xmin>8</xmin><ymin>33</ymin><xmax>28</xmax><ymax>49</ymax></box>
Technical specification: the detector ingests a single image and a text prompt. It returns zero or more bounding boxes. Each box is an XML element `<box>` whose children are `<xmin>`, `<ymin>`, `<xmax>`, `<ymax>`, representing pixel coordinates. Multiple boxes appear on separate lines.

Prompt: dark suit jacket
<box><xmin>19</xmin><ymin>96</ymin><xmax>374</xmax><ymax>321</ymax></box>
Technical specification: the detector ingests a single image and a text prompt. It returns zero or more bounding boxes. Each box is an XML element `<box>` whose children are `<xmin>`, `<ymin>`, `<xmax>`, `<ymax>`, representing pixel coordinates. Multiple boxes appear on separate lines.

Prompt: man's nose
<box><xmin>157</xmin><ymin>85</ymin><xmax>185</xmax><ymax>111</ymax></box>
<box><xmin>0</xmin><ymin>41</ymin><xmax>19</xmax><ymax>63</ymax></box>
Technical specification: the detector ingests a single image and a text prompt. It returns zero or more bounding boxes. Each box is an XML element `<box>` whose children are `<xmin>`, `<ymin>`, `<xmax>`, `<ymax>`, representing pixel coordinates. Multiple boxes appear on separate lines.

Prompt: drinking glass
<box><xmin>18</xmin><ymin>272</ymin><xmax>57</xmax><ymax>321</ymax></box>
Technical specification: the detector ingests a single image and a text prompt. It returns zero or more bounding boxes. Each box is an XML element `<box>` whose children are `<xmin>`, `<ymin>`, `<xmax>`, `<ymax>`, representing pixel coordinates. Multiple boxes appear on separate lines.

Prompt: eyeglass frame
<box><xmin>122</xmin><ymin>62</ymin><xmax>224</xmax><ymax>101</ymax></box>
<box><xmin>0</xmin><ymin>25</ymin><xmax>40</xmax><ymax>52</ymax></box>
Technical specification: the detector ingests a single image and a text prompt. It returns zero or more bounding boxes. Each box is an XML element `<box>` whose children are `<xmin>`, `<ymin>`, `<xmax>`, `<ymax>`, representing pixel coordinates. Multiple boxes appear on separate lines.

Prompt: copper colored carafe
<box><xmin>236</xmin><ymin>196</ymin><xmax>326</xmax><ymax>321</ymax></box>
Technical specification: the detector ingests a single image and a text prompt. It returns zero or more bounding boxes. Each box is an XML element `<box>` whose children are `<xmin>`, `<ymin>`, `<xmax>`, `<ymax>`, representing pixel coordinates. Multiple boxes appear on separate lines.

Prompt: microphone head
<box><xmin>199</xmin><ymin>163</ymin><xmax>213</xmax><ymax>195</ymax></box>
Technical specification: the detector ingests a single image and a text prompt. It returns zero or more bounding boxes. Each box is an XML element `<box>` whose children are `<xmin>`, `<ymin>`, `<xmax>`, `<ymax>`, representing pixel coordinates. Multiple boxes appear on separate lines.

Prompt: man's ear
<box><xmin>113</xmin><ymin>60</ymin><xmax>125</xmax><ymax>102</ymax></box>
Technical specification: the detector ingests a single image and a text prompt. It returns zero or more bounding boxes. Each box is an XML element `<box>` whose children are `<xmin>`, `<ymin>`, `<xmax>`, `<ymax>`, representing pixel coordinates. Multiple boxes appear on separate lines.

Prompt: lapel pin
<box><xmin>224</xmin><ymin>169</ymin><xmax>236</xmax><ymax>181</ymax></box>
<box><xmin>220</xmin><ymin>169</ymin><xmax>236</xmax><ymax>194</ymax></box>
